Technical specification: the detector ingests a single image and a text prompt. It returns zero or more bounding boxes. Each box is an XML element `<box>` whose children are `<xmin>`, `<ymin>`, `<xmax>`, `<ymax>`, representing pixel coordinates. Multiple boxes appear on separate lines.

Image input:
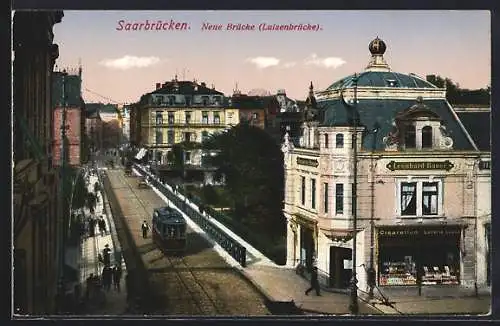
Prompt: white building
<box><xmin>282</xmin><ymin>37</ymin><xmax>491</xmax><ymax>292</ymax></box>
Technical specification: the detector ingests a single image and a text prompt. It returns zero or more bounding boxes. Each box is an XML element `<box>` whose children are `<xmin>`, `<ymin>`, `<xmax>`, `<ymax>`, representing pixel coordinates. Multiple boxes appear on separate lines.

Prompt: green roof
<box><xmin>52</xmin><ymin>72</ymin><xmax>83</xmax><ymax>108</ymax></box>
<box><xmin>326</xmin><ymin>72</ymin><xmax>437</xmax><ymax>90</ymax></box>
<box><xmin>319</xmin><ymin>98</ymin><xmax>476</xmax><ymax>151</ymax></box>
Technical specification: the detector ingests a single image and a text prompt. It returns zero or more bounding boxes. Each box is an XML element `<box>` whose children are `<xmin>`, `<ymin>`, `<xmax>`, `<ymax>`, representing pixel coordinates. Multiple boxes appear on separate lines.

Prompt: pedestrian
<box><xmin>102</xmin><ymin>266</ymin><xmax>112</xmax><ymax>291</ymax></box>
<box><xmin>85</xmin><ymin>274</ymin><xmax>94</xmax><ymax>299</ymax></box>
<box><xmin>305</xmin><ymin>266</ymin><xmax>321</xmax><ymax>296</ymax></box>
<box><xmin>89</xmin><ymin>218</ymin><xmax>96</xmax><ymax>237</ymax></box>
<box><xmin>112</xmin><ymin>265</ymin><xmax>122</xmax><ymax>291</ymax></box>
<box><xmin>103</xmin><ymin>244</ymin><xmax>111</xmax><ymax>267</ymax></box>
<box><xmin>141</xmin><ymin>220</ymin><xmax>150</xmax><ymax>239</ymax></box>
<box><xmin>98</xmin><ymin>217</ymin><xmax>106</xmax><ymax>236</ymax></box>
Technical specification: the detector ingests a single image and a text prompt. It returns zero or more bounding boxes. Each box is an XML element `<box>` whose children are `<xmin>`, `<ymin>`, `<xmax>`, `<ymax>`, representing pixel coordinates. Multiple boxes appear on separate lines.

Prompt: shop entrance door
<box><xmin>300</xmin><ymin>227</ymin><xmax>314</xmax><ymax>271</ymax></box>
<box><xmin>329</xmin><ymin>246</ymin><xmax>352</xmax><ymax>289</ymax></box>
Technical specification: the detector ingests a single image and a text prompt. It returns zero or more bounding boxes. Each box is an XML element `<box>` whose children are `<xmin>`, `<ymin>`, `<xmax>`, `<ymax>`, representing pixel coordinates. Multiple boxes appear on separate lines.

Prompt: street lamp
<box><xmin>349</xmin><ymin>73</ymin><xmax>359</xmax><ymax>315</ymax></box>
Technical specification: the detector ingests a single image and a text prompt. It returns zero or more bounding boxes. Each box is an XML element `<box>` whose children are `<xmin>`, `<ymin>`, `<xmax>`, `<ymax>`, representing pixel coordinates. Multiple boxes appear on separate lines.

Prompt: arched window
<box><xmin>336</xmin><ymin>134</ymin><xmax>344</xmax><ymax>148</ymax></box>
<box><xmin>405</xmin><ymin>125</ymin><xmax>416</xmax><ymax>149</ymax></box>
<box><xmin>422</xmin><ymin>126</ymin><xmax>433</xmax><ymax>148</ymax></box>
<box><xmin>324</xmin><ymin>134</ymin><xmax>329</xmax><ymax>148</ymax></box>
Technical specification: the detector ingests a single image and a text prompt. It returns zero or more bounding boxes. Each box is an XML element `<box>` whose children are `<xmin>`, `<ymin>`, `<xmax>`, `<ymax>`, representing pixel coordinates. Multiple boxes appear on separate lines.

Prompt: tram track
<box><xmin>108</xmin><ymin>170</ymin><xmax>222</xmax><ymax>315</ymax></box>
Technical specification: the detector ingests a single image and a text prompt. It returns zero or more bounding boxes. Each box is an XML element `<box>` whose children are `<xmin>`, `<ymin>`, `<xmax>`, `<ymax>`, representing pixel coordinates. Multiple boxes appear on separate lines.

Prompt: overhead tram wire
<box><xmin>84</xmin><ymin>88</ymin><xmax>128</xmax><ymax>105</ymax></box>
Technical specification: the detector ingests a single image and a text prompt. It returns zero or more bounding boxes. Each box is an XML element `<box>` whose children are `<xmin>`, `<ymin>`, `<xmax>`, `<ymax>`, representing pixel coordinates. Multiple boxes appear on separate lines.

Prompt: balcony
<box><xmin>141</xmin><ymin>120</ymin><xmax>226</xmax><ymax>128</ymax></box>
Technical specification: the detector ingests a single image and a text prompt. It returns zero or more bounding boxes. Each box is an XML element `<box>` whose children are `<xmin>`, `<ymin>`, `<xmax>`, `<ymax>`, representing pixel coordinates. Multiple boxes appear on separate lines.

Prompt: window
<box><xmin>185</xmin><ymin>112</ymin><xmax>191</xmax><ymax>124</ymax></box>
<box><xmin>405</xmin><ymin>125</ymin><xmax>416</xmax><ymax>149</ymax></box>
<box><xmin>156</xmin><ymin>96</ymin><xmax>163</xmax><ymax>105</ymax></box>
<box><xmin>201</xmin><ymin>131</ymin><xmax>209</xmax><ymax>142</ymax></box>
<box><xmin>335</xmin><ymin>184</ymin><xmax>344</xmax><ymax>214</ymax></box>
<box><xmin>168</xmin><ymin>112</ymin><xmax>175</xmax><ymax>124</ymax></box>
<box><xmin>202</xmin><ymin>111</ymin><xmax>209</xmax><ymax>124</ymax></box>
<box><xmin>301</xmin><ymin>176</ymin><xmax>306</xmax><ymax>206</ymax></box>
<box><xmin>336</xmin><ymin>134</ymin><xmax>344</xmax><ymax>148</ymax></box>
<box><xmin>311</xmin><ymin>179</ymin><xmax>316</xmax><ymax>209</ymax></box>
<box><xmin>184</xmin><ymin>132</ymin><xmax>192</xmax><ymax>142</ymax></box>
<box><xmin>324</xmin><ymin>134</ymin><xmax>329</xmax><ymax>148</ymax></box>
<box><xmin>186</xmin><ymin>96</ymin><xmax>191</xmax><ymax>106</ymax></box>
<box><xmin>214</xmin><ymin>112</ymin><xmax>221</xmax><ymax>124</ymax></box>
<box><xmin>155</xmin><ymin>111</ymin><xmax>163</xmax><ymax>125</ymax></box>
<box><xmin>155</xmin><ymin>130</ymin><xmax>163</xmax><ymax>145</ymax></box>
<box><xmin>401</xmin><ymin>182</ymin><xmax>417</xmax><ymax>216</ymax></box>
<box><xmin>169</xmin><ymin>96</ymin><xmax>175</xmax><ymax>105</ymax></box>
<box><xmin>422</xmin><ymin>182</ymin><xmax>438</xmax><ymax>215</ymax></box>
<box><xmin>422</xmin><ymin>126</ymin><xmax>433</xmax><ymax>148</ymax></box>
<box><xmin>185</xmin><ymin>151</ymin><xmax>191</xmax><ymax>163</ymax></box>
<box><xmin>167</xmin><ymin>130</ymin><xmax>174</xmax><ymax>144</ymax></box>
<box><xmin>253</xmin><ymin>112</ymin><xmax>259</xmax><ymax>120</ymax></box>
<box><xmin>202</xmin><ymin>96</ymin><xmax>209</xmax><ymax>106</ymax></box>
<box><xmin>398</xmin><ymin>181</ymin><xmax>441</xmax><ymax>217</ymax></box>
<box><xmin>324</xmin><ymin>183</ymin><xmax>329</xmax><ymax>213</ymax></box>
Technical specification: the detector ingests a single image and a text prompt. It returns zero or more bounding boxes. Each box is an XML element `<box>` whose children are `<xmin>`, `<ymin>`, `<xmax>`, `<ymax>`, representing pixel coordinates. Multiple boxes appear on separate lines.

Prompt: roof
<box><xmin>151</xmin><ymin>80</ymin><xmax>224</xmax><ymax>96</ymax></box>
<box><xmin>230</xmin><ymin>95</ymin><xmax>265</xmax><ymax>109</ymax></box>
<box><xmin>319</xmin><ymin>98</ymin><xmax>476</xmax><ymax>151</ymax></box>
<box><xmin>455</xmin><ymin>111</ymin><xmax>490</xmax><ymax>151</ymax></box>
<box><xmin>154</xmin><ymin>206</ymin><xmax>185</xmax><ymax>224</ymax></box>
<box><xmin>326</xmin><ymin>71</ymin><xmax>438</xmax><ymax>90</ymax></box>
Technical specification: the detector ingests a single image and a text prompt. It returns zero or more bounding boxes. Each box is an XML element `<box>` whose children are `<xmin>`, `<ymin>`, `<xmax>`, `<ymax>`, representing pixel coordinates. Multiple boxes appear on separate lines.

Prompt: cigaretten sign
<box><xmin>386</xmin><ymin>160</ymin><xmax>454</xmax><ymax>172</ymax></box>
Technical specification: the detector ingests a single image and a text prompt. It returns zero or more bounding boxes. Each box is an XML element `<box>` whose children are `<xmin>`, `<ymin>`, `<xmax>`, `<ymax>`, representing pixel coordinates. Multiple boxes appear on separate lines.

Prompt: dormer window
<box><xmin>422</xmin><ymin>126</ymin><xmax>433</xmax><ymax>148</ymax></box>
<box><xmin>404</xmin><ymin>125</ymin><xmax>416</xmax><ymax>149</ymax></box>
<box><xmin>387</xmin><ymin>79</ymin><xmax>398</xmax><ymax>87</ymax></box>
<box><xmin>336</xmin><ymin>134</ymin><xmax>344</xmax><ymax>148</ymax></box>
<box><xmin>169</xmin><ymin>96</ymin><xmax>175</xmax><ymax>105</ymax></box>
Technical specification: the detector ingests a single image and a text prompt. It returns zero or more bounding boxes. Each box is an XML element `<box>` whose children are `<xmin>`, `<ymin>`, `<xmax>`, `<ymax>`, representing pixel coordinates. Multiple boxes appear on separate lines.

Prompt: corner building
<box><xmin>282</xmin><ymin>37</ymin><xmax>491</xmax><ymax>292</ymax></box>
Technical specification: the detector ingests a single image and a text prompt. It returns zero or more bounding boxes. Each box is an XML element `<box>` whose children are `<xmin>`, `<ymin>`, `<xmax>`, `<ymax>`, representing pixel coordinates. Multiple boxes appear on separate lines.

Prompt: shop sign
<box><xmin>297</xmin><ymin>157</ymin><xmax>319</xmax><ymax>167</ymax></box>
<box><xmin>386</xmin><ymin>160</ymin><xmax>454</xmax><ymax>172</ymax></box>
<box><xmin>379</xmin><ymin>227</ymin><xmax>461</xmax><ymax>238</ymax></box>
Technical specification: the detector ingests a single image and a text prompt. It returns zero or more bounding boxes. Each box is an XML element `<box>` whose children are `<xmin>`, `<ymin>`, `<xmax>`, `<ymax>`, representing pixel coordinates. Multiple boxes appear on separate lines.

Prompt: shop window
<box><xmin>311</xmin><ymin>178</ymin><xmax>316</xmax><ymax>209</ymax></box>
<box><xmin>324</xmin><ymin>134</ymin><xmax>329</xmax><ymax>148</ymax></box>
<box><xmin>301</xmin><ymin>176</ymin><xmax>306</xmax><ymax>206</ymax></box>
<box><xmin>336</xmin><ymin>134</ymin><xmax>344</xmax><ymax>148</ymax></box>
<box><xmin>405</xmin><ymin>125</ymin><xmax>416</xmax><ymax>149</ymax></box>
<box><xmin>323</xmin><ymin>182</ymin><xmax>329</xmax><ymax>213</ymax></box>
<box><xmin>401</xmin><ymin>182</ymin><xmax>417</xmax><ymax>216</ymax></box>
<box><xmin>422</xmin><ymin>182</ymin><xmax>438</xmax><ymax>215</ymax></box>
<box><xmin>422</xmin><ymin>126</ymin><xmax>433</xmax><ymax>148</ymax></box>
<box><xmin>335</xmin><ymin>184</ymin><xmax>344</xmax><ymax>214</ymax></box>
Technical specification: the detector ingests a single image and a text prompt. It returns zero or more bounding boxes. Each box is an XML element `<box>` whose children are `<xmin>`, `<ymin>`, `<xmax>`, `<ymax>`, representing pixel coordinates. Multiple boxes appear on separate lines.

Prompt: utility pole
<box><xmin>349</xmin><ymin>73</ymin><xmax>359</xmax><ymax>315</ymax></box>
<box><xmin>368</xmin><ymin>123</ymin><xmax>379</xmax><ymax>299</ymax></box>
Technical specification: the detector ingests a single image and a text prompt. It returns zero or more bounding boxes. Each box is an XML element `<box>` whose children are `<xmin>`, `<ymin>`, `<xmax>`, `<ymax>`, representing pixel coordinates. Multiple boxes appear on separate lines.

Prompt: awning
<box><xmin>135</xmin><ymin>148</ymin><xmax>147</xmax><ymax>160</ymax></box>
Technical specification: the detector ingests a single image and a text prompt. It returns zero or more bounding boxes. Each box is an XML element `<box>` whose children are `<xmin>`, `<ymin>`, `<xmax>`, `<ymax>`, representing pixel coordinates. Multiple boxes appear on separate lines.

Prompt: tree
<box><xmin>202</xmin><ymin>124</ymin><xmax>285</xmax><ymax>234</ymax></box>
<box><xmin>426</xmin><ymin>74</ymin><xmax>490</xmax><ymax>105</ymax></box>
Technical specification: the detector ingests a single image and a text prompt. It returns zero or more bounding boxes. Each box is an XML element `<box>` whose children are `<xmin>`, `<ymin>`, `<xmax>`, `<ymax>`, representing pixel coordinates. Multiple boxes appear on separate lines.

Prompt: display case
<box><xmin>379</xmin><ymin>260</ymin><xmax>417</xmax><ymax>286</ymax></box>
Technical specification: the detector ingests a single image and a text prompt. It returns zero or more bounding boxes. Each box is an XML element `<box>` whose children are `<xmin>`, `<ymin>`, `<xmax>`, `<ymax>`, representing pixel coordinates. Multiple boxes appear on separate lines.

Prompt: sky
<box><xmin>48</xmin><ymin>10</ymin><xmax>490</xmax><ymax>104</ymax></box>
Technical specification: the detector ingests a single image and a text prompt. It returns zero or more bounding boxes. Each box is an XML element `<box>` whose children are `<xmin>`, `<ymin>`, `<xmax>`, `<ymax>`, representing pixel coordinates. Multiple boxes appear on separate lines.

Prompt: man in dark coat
<box><xmin>305</xmin><ymin>266</ymin><xmax>321</xmax><ymax>296</ymax></box>
<box><xmin>112</xmin><ymin>266</ymin><xmax>123</xmax><ymax>291</ymax></box>
<box><xmin>102</xmin><ymin>266</ymin><xmax>113</xmax><ymax>291</ymax></box>
<box><xmin>141</xmin><ymin>221</ymin><xmax>150</xmax><ymax>239</ymax></box>
<box><xmin>102</xmin><ymin>244</ymin><xmax>111</xmax><ymax>267</ymax></box>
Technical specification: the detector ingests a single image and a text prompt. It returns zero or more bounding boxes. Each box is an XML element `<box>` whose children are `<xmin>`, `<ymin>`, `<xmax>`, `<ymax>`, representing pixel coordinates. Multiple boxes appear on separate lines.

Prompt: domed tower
<box><xmin>365</xmin><ymin>36</ymin><xmax>390</xmax><ymax>72</ymax></box>
<box><xmin>304</xmin><ymin>81</ymin><xmax>318</xmax><ymax>121</ymax></box>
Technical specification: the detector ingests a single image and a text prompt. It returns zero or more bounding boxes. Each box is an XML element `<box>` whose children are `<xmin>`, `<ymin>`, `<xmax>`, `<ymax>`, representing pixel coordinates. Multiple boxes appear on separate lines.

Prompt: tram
<box><xmin>152</xmin><ymin>206</ymin><xmax>187</xmax><ymax>254</ymax></box>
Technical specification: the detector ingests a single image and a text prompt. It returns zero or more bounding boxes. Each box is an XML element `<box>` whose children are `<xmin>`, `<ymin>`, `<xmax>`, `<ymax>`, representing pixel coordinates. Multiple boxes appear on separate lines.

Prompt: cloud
<box><xmin>304</xmin><ymin>54</ymin><xmax>346</xmax><ymax>69</ymax></box>
<box><xmin>282</xmin><ymin>61</ymin><xmax>297</xmax><ymax>68</ymax></box>
<box><xmin>246</xmin><ymin>56</ymin><xmax>280</xmax><ymax>69</ymax></box>
<box><xmin>99</xmin><ymin>55</ymin><xmax>161</xmax><ymax>70</ymax></box>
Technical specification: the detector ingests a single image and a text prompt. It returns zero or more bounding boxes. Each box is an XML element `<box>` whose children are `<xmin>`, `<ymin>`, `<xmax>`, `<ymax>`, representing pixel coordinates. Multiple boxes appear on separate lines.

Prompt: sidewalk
<box><xmin>78</xmin><ymin>171</ymin><xmax>128</xmax><ymax>315</ymax></box>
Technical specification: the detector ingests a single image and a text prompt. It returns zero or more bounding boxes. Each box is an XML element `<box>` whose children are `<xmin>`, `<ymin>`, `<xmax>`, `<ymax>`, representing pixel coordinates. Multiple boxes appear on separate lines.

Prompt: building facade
<box><xmin>134</xmin><ymin>77</ymin><xmax>239</xmax><ymax>166</ymax></box>
<box><xmin>13</xmin><ymin>10</ymin><xmax>64</xmax><ymax>314</ymax></box>
<box><xmin>282</xmin><ymin>37</ymin><xmax>491</xmax><ymax>292</ymax></box>
<box><xmin>120</xmin><ymin>105</ymin><xmax>131</xmax><ymax>143</ymax></box>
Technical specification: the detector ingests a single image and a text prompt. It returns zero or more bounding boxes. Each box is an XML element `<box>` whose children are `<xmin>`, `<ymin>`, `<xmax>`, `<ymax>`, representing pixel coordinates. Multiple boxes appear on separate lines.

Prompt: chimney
<box><xmin>156</xmin><ymin>83</ymin><xmax>161</xmax><ymax>90</ymax></box>
<box><xmin>201</xmin><ymin>82</ymin><xmax>206</xmax><ymax>87</ymax></box>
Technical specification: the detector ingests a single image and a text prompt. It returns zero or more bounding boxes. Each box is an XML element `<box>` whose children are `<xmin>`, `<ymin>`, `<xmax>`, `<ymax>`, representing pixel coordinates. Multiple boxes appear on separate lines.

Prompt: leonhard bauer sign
<box><xmin>386</xmin><ymin>160</ymin><xmax>454</xmax><ymax>172</ymax></box>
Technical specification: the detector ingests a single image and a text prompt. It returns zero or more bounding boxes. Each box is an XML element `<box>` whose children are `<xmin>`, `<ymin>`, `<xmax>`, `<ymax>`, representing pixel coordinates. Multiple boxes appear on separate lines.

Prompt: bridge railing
<box><xmin>133</xmin><ymin>164</ymin><xmax>247</xmax><ymax>267</ymax></box>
